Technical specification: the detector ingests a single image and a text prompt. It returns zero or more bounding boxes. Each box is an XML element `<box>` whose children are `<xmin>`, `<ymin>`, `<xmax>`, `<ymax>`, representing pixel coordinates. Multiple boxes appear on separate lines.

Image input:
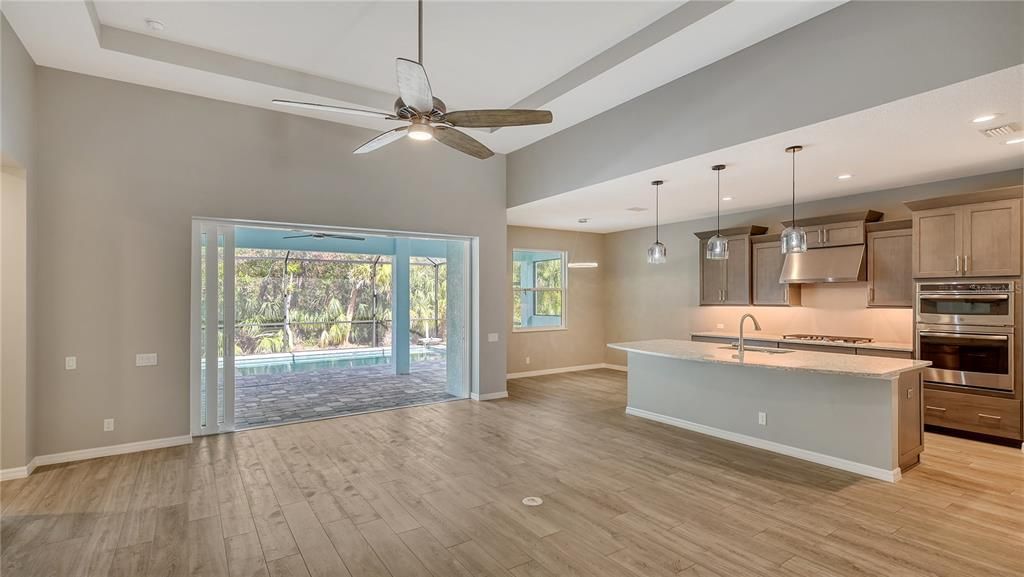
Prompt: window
<box><xmin>512</xmin><ymin>249</ymin><xmax>566</xmax><ymax>331</ymax></box>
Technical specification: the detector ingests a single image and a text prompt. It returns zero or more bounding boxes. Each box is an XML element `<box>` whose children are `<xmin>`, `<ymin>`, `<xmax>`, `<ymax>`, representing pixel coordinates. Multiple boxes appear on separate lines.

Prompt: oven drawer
<box><xmin>923</xmin><ymin>389</ymin><xmax>1022</xmax><ymax>440</ymax></box>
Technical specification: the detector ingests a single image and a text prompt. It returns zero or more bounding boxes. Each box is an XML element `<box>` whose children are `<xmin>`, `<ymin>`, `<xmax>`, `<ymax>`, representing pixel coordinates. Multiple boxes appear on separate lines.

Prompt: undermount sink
<box><xmin>719</xmin><ymin>345</ymin><xmax>795</xmax><ymax>355</ymax></box>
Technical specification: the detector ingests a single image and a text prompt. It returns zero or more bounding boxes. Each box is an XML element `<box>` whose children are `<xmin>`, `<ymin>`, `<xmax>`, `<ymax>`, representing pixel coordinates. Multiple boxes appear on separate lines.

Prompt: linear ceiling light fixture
<box><xmin>780</xmin><ymin>145</ymin><xmax>808</xmax><ymax>255</ymax></box>
<box><xmin>705</xmin><ymin>165</ymin><xmax>729</xmax><ymax>261</ymax></box>
<box><xmin>647</xmin><ymin>180</ymin><xmax>667</xmax><ymax>264</ymax></box>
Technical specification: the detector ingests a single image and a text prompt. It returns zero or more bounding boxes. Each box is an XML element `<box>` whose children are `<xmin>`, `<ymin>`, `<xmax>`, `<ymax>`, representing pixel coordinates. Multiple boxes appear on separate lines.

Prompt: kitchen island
<box><xmin>608</xmin><ymin>339</ymin><xmax>930</xmax><ymax>482</ymax></box>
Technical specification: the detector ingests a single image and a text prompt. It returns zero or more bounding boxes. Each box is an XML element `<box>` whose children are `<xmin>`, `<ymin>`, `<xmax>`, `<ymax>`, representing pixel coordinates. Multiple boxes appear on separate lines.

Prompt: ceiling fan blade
<box><xmin>272</xmin><ymin>99</ymin><xmax>397</xmax><ymax>120</ymax></box>
<box><xmin>395</xmin><ymin>58</ymin><xmax>434</xmax><ymax>114</ymax></box>
<box><xmin>444</xmin><ymin>109</ymin><xmax>553</xmax><ymax>128</ymax></box>
<box><xmin>322</xmin><ymin>234</ymin><xmax>366</xmax><ymax>241</ymax></box>
<box><xmin>354</xmin><ymin>126</ymin><xmax>409</xmax><ymax>154</ymax></box>
<box><xmin>434</xmin><ymin>126</ymin><xmax>494</xmax><ymax>159</ymax></box>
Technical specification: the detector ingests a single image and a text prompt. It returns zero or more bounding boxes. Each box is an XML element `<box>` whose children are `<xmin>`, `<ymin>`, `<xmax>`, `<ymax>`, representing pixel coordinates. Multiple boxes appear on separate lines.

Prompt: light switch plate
<box><xmin>103</xmin><ymin>418</ymin><xmax>115</xmax><ymax>432</ymax></box>
<box><xmin>487</xmin><ymin>333</ymin><xmax>499</xmax><ymax>343</ymax></box>
<box><xmin>136</xmin><ymin>353</ymin><xmax>158</xmax><ymax>367</ymax></box>
<box><xmin>65</xmin><ymin>356</ymin><xmax>77</xmax><ymax>370</ymax></box>
<box><xmin>758</xmin><ymin>411</ymin><xmax>767</xmax><ymax>426</ymax></box>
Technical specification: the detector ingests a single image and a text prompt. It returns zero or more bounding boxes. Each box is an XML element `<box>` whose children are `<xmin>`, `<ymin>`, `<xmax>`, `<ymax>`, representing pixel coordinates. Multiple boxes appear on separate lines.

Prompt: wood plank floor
<box><xmin>3</xmin><ymin>369</ymin><xmax>1022</xmax><ymax>577</ymax></box>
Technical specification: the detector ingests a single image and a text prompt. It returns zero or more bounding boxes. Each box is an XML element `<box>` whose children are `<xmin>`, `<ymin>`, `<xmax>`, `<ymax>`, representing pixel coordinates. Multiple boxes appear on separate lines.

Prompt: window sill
<box><xmin>512</xmin><ymin>327</ymin><xmax>569</xmax><ymax>333</ymax></box>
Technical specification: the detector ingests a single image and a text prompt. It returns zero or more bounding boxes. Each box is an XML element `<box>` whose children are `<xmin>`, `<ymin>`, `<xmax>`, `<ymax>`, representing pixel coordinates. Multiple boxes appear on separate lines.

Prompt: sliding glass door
<box><xmin>191</xmin><ymin>220</ymin><xmax>236</xmax><ymax>436</ymax></box>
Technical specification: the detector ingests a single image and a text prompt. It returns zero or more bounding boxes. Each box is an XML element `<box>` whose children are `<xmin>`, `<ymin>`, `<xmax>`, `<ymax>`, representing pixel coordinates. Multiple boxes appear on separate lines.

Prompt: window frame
<box><xmin>512</xmin><ymin>248</ymin><xmax>568</xmax><ymax>333</ymax></box>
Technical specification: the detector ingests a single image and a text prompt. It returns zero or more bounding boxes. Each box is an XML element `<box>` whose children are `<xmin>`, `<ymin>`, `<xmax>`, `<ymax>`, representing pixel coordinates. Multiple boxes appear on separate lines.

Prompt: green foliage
<box><xmin>232</xmin><ymin>249</ymin><xmax>445</xmax><ymax>356</ymax></box>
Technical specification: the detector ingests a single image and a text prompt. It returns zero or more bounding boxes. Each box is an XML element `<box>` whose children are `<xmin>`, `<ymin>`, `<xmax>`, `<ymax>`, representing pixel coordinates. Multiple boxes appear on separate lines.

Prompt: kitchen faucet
<box><xmin>737</xmin><ymin>313</ymin><xmax>762</xmax><ymax>361</ymax></box>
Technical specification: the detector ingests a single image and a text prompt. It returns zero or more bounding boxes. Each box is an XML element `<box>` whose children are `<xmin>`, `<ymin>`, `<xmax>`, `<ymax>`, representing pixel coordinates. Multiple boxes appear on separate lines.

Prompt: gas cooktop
<box><xmin>782</xmin><ymin>334</ymin><xmax>874</xmax><ymax>344</ymax></box>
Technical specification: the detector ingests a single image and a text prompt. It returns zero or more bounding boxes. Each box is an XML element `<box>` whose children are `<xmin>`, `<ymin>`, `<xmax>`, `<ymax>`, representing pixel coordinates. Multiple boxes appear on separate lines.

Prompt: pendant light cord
<box><xmin>791</xmin><ymin>149</ymin><xmax>796</xmax><ymax>226</ymax></box>
<box><xmin>418</xmin><ymin>0</ymin><xmax>423</xmax><ymax>64</ymax></box>
<box><xmin>716</xmin><ymin>170</ymin><xmax>722</xmax><ymax>235</ymax></box>
<box><xmin>655</xmin><ymin>182</ymin><xmax>660</xmax><ymax>242</ymax></box>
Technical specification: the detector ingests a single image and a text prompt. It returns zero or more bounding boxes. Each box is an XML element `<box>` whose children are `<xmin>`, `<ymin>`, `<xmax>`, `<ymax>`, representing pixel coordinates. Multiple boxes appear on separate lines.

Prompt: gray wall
<box><xmin>1</xmin><ymin>13</ymin><xmax>35</xmax><ymax>470</ymax></box>
<box><xmin>32</xmin><ymin>68</ymin><xmax>507</xmax><ymax>457</ymax></box>
<box><xmin>507</xmin><ymin>1</ymin><xmax>1024</xmax><ymax>207</ymax></box>
<box><xmin>605</xmin><ymin>170</ymin><xmax>1024</xmax><ymax>365</ymax></box>
<box><xmin>507</xmin><ymin>226</ymin><xmax>606</xmax><ymax>374</ymax></box>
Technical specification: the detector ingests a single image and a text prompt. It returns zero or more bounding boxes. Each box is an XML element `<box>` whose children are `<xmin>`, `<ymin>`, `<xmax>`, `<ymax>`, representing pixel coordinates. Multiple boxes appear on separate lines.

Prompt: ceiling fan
<box><xmin>282</xmin><ymin>231</ymin><xmax>365</xmax><ymax>241</ymax></box>
<box><xmin>272</xmin><ymin>0</ymin><xmax>552</xmax><ymax>159</ymax></box>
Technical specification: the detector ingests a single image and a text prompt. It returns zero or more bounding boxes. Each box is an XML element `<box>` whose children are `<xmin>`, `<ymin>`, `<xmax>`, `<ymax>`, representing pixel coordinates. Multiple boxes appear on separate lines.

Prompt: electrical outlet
<box><xmin>716</xmin><ymin>323</ymin><xmax>725</xmax><ymax>329</ymax></box>
<box><xmin>525</xmin><ymin>356</ymin><xmax>531</xmax><ymax>365</ymax></box>
<box><xmin>135</xmin><ymin>353</ymin><xmax>158</xmax><ymax>367</ymax></box>
<box><xmin>103</xmin><ymin>418</ymin><xmax>115</xmax><ymax>432</ymax></box>
<box><xmin>487</xmin><ymin>333</ymin><xmax>499</xmax><ymax>343</ymax></box>
<box><xmin>758</xmin><ymin>411</ymin><xmax>767</xmax><ymax>426</ymax></box>
<box><xmin>65</xmin><ymin>356</ymin><xmax>77</xmax><ymax>370</ymax></box>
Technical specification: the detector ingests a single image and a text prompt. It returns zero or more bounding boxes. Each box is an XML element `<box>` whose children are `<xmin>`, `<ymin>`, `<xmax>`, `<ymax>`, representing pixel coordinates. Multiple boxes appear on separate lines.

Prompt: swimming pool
<box><xmin>234</xmin><ymin>348</ymin><xmax>445</xmax><ymax>376</ymax></box>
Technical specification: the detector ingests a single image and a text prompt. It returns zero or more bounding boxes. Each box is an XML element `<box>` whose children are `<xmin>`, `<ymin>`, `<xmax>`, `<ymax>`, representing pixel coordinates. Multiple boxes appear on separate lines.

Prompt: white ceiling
<box><xmin>2</xmin><ymin>0</ymin><xmax>841</xmax><ymax>153</ymax></box>
<box><xmin>507</xmin><ymin>65</ymin><xmax>1024</xmax><ymax>233</ymax></box>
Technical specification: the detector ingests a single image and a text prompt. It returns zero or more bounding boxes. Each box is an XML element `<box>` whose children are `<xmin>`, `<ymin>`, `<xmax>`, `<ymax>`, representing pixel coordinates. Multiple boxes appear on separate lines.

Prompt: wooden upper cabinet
<box><xmin>963</xmin><ymin>199</ymin><xmax>1021</xmax><ymax>277</ymax></box>
<box><xmin>912</xmin><ymin>207</ymin><xmax>963</xmax><ymax>278</ymax></box>
<box><xmin>909</xmin><ymin>191</ymin><xmax>1022</xmax><ymax>279</ymax></box>
<box><xmin>699</xmin><ymin>239</ymin><xmax>727</xmax><ymax>306</ymax></box>
<box><xmin>784</xmin><ymin>211</ymin><xmax>881</xmax><ymax>249</ymax></box>
<box><xmin>751</xmin><ymin>238</ymin><xmax>800</xmax><ymax>306</ymax></box>
<box><xmin>817</xmin><ymin>220</ymin><xmax>866</xmax><ymax>248</ymax></box>
<box><xmin>867</xmin><ymin>223</ymin><xmax>913</xmax><ymax>308</ymax></box>
<box><xmin>695</xmin><ymin>226</ymin><xmax>767</xmax><ymax>306</ymax></box>
<box><xmin>722</xmin><ymin>236</ymin><xmax>751</xmax><ymax>305</ymax></box>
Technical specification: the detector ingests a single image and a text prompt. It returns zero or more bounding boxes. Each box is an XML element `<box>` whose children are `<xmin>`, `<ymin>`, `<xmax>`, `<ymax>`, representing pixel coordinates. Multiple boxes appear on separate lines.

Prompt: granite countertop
<box><xmin>690</xmin><ymin>331</ymin><xmax>913</xmax><ymax>353</ymax></box>
<box><xmin>608</xmin><ymin>339</ymin><xmax>930</xmax><ymax>379</ymax></box>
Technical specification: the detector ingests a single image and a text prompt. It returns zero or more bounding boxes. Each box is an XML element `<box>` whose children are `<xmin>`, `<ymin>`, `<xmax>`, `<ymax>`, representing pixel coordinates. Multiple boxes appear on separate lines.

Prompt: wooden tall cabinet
<box><xmin>866</xmin><ymin>220</ymin><xmax>913</xmax><ymax>308</ymax></box>
<box><xmin>696</xmin><ymin>226</ymin><xmax>767</xmax><ymax>306</ymax></box>
<box><xmin>751</xmin><ymin>236</ymin><xmax>800</xmax><ymax>306</ymax></box>
<box><xmin>908</xmin><ymin>188</ymin><xmax>1022</xmax><ymax>278</ymax></box>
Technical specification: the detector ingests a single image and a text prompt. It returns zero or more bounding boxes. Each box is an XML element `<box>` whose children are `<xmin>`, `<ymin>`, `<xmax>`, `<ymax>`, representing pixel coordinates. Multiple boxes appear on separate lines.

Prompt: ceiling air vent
<box><xmin>980</xmin><ymin>123</ymin><xmax>1019</xmax><ymax>138</ymax></box>
<box><xmin>626</xmin><ymin>206</ymin><xmax>648</xmax><ymax>212</ymax></box>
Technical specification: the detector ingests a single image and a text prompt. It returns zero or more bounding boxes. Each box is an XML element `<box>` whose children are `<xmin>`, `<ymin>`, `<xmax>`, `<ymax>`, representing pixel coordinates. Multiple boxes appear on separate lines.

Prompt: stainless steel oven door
<box><xmin>916</xmin><ymin>292</ymin><xmax>1013</xmax><ymax>326</ymax></box>
<box><xmin>916</xmin><ymin>325</ymin><xmax>1014</xmax><ymax>392</ymax></box>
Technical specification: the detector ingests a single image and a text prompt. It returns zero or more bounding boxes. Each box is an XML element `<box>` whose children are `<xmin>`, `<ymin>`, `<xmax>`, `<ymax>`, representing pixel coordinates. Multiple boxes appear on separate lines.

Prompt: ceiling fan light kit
<box><xmin>272</xmin><ymin>0</ymin><xmax>552</xmax><ymax>159</ymax></box>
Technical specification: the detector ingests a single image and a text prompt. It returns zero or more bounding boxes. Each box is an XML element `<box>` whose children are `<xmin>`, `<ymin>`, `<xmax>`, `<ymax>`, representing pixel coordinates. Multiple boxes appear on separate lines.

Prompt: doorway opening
<box><xmin>190</xmin><ymin>220</ymin><xmax>472</xmax><ymax>435</ymax></box>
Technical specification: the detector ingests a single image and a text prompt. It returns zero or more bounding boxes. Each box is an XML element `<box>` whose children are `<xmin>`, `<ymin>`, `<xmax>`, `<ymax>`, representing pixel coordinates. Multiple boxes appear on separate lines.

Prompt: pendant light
<box><xmin>567</xmin><ymin>218</ymin><xmax>599</xmax><ymax>268</ymax></box>
<box><xmin>780</xmin><ymin>145</ymin><xmax>808</xmax><ymax>254</ymax></box>
<box><xmin>647</xmin><ymin>180</ymin><xmax>667</xmax><ymax>264</ymax></box>
<box><xmin>705</xmin><ymin>164</ymin><xmax>729</xmax><ymax>260</ymax></box>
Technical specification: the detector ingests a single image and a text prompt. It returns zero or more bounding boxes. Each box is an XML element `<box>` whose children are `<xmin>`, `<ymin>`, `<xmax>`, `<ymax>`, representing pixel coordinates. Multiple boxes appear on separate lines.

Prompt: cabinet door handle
<box><xmin>978</xmin><ymin>413</ymin><xmax>1001</xmax><ymax>421</ymax></box>
<box><xmin>964</xmin><ymin>255</ymin><xmax>969</xmax><ymax>273</ymax></box>
<box><xmin>906</xmin><ymin>388</ymin><xmax>913</xmax><ymax>399</ymax></box>
<box><xmin>955</xmin><ymin>255</ymin><xmax>960</xmax><ymax>274</ymax></box>
<box><xmin>816</xmin><ymin>229</ymin><xmax>822</xmax><ymax>244</ymax></box>
<box><xmin>824</xmin><ymin>229</ymin><xmax>829</xmax><ymax>244</ymax></box>
<box><xmin>925</xmin><ymin>405</ymin><xmax>947</xmax><ymax>412</ymax></box>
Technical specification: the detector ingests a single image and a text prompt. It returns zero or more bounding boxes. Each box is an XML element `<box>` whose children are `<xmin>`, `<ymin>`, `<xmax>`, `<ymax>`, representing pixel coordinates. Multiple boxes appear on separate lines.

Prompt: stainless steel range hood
<box><xmin>780</xmin><ymin>244</ymin><xmax>866</xmax><ymax>283</ymax></box>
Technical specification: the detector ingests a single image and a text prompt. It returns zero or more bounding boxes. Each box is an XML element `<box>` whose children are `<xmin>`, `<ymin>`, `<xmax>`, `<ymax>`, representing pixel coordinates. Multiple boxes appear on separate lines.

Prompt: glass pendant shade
<box><xmin>647</xmin><ymin>241</ymin><xmax>667</xmax><ymax>264</ymax></box>
<box><xmin>705</xmin><ymin>234</ymin><xmax>729</xmax><ymax>260</ymax></box>
<box><xmin>780</xmin><ymin>225</ymin><xmax>808</xmax><ymax>254</ymax></box>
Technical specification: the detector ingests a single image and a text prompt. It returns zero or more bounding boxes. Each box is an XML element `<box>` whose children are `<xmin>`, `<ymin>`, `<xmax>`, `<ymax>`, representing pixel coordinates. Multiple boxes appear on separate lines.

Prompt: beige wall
<box><xmin>507</xmin><ymin>226</ymin><xmax>606</xmax><ymax>374</ymax></box>
<box><xmin>32</xmin><ymin>68</ymin><xmax>508</xmax><ymax>457</ymax></box>
<box><xmin>605</xmin><ymin>170</ymin><xmax>1023</xmax><ymax>365</ymax></box>
<box><xmin>1</xmin><ymin>13</ymin><xmax>35</xmax><ymax>471</ymax></box>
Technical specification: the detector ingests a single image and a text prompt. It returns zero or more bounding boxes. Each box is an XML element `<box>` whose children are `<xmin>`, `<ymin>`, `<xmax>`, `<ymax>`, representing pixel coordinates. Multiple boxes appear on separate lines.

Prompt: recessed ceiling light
<box><xmin>721</xmin><ymin>196</ymin><xmax>733</xmax><ymax>201</ymax></box>
<box><xmin>837</xmin><ymin>174</ymin><xmax>853</xmax><ymax>180</ymax></box>
<box><xmin>1007</xmin><ymin>137</ymin><xmax>1024</xmax><ymax>145</ymax></box>
<box><xmin>145</xmin><ymin>18</ymin><xmax>165</xmax><ymax>32</ymax></box>
<box><xmin>972</xmin><ymin>114</ymin><xmax>998</xmax><ymax>123</ymax></box>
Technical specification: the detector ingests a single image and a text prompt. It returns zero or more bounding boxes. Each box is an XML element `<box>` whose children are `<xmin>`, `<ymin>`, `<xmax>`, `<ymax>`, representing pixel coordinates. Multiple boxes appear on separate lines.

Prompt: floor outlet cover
<box><xmin>522</xmin><ymin>496</ymin><xmax>543</xmax><ymax>506</ymax></box>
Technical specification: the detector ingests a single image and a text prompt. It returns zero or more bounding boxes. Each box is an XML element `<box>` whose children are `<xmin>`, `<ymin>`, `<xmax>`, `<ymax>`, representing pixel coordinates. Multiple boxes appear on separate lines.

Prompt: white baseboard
<box><xmin>26</xmin><ymin>435</ymin><xmax>194</xmax><ymax>473</ymax></box>
<box><xmin>506</xmin><ymin>363</ymin><xmax>626</xmax><ymax>379</ymax></box>
<box><xmin>0</xmin><ymin>462</ymin><xmax>35</xmax><ymax>481</ymax></box>
<box><xmin>471</xmin><ymin>391</ymin><xmax>509</xmax><ymax>401</ymax></box>
<box><xmin>625</xmin><ymin>407</ymin><xmax>900</xmax><ymax>483</ymax></box>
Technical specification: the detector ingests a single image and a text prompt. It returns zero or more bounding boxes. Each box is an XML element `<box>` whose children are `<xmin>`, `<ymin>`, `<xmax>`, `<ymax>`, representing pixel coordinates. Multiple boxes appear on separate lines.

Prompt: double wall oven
<box><xmin>916</xmin><ymin>281</ymin><xmax>1019</xmax><ymax>393</ymax></box>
